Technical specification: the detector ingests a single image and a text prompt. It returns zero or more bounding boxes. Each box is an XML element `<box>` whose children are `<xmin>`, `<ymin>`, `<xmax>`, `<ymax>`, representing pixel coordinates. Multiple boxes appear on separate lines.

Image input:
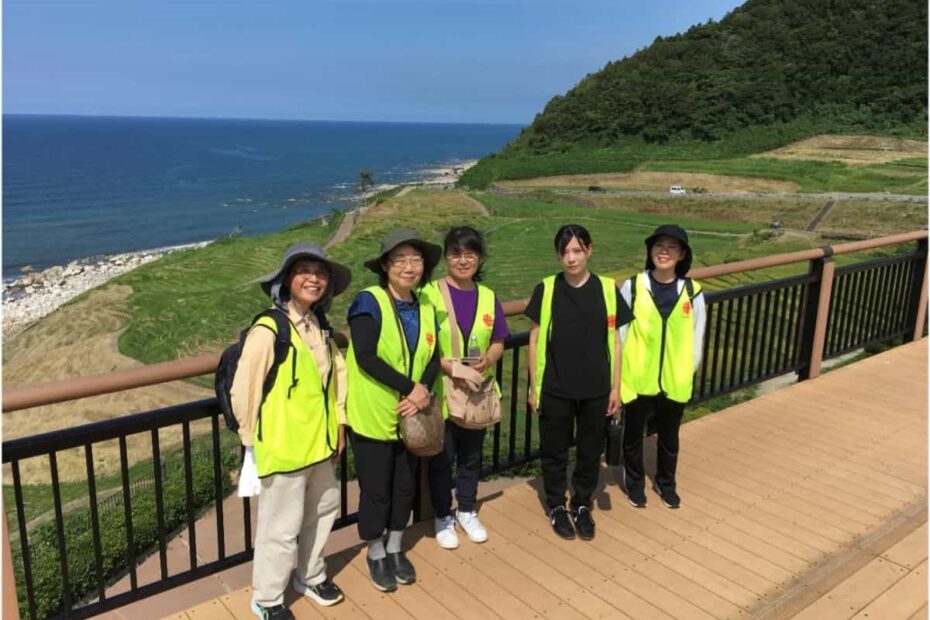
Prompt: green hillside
<box><xmin>463</xmin><ymin>0</ymin><xmax>927</xmax><ymax>188</ymax></box>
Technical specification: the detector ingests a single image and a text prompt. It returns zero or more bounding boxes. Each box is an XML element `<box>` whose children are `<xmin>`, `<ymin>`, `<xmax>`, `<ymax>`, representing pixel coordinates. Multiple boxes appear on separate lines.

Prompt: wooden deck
<box><xmin>167</xmin><ymin>340</ymin><xmax>927</xmax><ymax>620</ymax></box>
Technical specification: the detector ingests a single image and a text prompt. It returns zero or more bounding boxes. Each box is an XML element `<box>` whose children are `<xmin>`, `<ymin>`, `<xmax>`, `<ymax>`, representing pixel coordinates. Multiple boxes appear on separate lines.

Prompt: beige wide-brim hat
<box><xmin>363</xmin><ymin>228</ymin><xmax>442</xmax><ymax>275</ymax></box>
<box><xmin>257</xmin><ymin>242</ymin><xmax>352</xmax><ymax>297</ymax></box>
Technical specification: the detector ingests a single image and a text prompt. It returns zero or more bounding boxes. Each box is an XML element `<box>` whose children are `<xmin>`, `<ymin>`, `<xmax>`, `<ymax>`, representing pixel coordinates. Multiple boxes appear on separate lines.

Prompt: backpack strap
<box><xmin>684</xmin><ymin>278</ymin><xmax>694</xmax><ymax>299</ymax></box>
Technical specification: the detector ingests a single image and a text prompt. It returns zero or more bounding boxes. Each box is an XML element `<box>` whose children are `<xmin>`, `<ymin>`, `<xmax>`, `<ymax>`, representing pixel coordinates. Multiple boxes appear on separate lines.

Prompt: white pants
<box><xmin>252</xmin><ymin>461</ymin><xmax>340</xmax><ymax>606</ymax></box>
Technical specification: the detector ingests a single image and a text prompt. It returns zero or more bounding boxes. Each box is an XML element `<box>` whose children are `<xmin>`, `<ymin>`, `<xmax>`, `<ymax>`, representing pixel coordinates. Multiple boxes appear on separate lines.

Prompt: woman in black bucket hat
<box><xmin>230</xmin><ymin>242</ymin><xmax>352</xmax><ymax>618</ymax></box>
<box><xmin>345</xmin><ymin>228</ymin><xmax>443</xmax><ymax>592</ymax></box>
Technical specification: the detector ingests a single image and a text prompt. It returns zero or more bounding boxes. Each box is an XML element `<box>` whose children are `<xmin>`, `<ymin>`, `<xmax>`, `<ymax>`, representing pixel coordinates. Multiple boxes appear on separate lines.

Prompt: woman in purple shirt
<box><xmin>425</xmin><ymin>226</ymin><xmax>510</xmax><ymax>550</ymax></box>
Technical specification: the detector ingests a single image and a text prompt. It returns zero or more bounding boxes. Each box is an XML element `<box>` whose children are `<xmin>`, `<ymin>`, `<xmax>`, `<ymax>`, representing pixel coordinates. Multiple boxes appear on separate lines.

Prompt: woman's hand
<box><xmin>470</xmin><ymin>354</ymin><xmax>491</xmax><ymax>374</ymax></box>
<box><xmin>440</xmin><ymin>357</ymin><xmax>455</xmax><ymax>377</ymax></box>
<box><xmin>606</xmin><ymin>387</ymin><xmax>620</xmax><ymax>417</ymax></box>
<box><xmin>331</xmin><ymin>425</ymin><xmax>346</xmax><ymax>463</ymax></box>
<box><xmin>406</xmin><ymin>382</ymin><xmax>431</xmax><ymax>410</ymax></box>
<box><xmin>396</xmin><ymin>398</ymin><xmax>419</xmax><ymax>417</ymax></box>
<box><xmin>528</xmin><ymin>391</ymin><xmax>539</xmax><ymax>416</ymax></box>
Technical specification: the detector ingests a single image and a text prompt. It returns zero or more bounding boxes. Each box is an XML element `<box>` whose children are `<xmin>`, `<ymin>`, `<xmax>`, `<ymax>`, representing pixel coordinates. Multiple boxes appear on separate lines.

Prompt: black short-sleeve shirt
<box><xmin>524</xmin><ymin>273</ymin><xmax>633</xmax><ymax>399</ymax></box>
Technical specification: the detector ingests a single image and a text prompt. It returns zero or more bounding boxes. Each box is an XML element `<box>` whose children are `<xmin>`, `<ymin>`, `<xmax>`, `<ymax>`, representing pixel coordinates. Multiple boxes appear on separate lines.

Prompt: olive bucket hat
<box><xmin>363</xmin><ymin>228</ymin><xmax>442</xmax><ymax>275</ymax></box>
<box><xmin>644</xmin><ymin>224</ymin><xmax>693</xmax><ymax>277</ymax></box>
<box><xmin>257</xmin><ymin>242</ymin><xmax>352</xmax><ymax>298</ymax></box>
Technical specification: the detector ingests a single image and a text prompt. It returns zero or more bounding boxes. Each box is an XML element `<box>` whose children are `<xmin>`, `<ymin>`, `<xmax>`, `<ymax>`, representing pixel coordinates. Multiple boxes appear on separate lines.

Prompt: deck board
<box><xmin>168</xmin><ymin>340</ymin><xmax>927</xmax><ymax>620</ymax></box>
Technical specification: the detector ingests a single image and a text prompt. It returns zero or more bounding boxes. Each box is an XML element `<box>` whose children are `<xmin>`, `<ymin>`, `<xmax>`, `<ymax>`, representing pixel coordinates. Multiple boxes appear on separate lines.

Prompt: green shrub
<box><xmin>13</xmin><ymin>450</ymin><xmax>236</xmax><ymax>618</ymax></box>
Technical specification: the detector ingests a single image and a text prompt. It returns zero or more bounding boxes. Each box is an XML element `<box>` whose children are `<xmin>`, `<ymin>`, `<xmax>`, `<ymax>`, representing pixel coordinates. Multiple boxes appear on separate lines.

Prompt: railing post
<box><xmin>905</xmin><ymin>239</ymin><xmax>929</xmax><ymax>341</ymax></box>
<box><xmin>3</xmin><ymin>511</ymin><xmax>22</xmax><ymax>620</ymax></box>
<box><xmin>798</xmin><ymin>249</ymin><xmax>835</xmax><ymax>381</ymax></box>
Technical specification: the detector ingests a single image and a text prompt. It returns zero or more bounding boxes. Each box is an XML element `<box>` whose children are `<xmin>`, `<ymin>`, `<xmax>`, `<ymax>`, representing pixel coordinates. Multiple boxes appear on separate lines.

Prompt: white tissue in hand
<box><xmin>237</xmin><ymin>447</ymin><xmax>261</xmax><ymax>497</ymax></box>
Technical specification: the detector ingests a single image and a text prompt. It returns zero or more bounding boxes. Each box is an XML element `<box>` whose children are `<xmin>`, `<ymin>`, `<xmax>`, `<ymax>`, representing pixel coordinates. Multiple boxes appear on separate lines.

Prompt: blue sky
<box><xmin>4</xmin><ymin>0</ymin><xmax>742</xmax><ymax>124</ymax></box>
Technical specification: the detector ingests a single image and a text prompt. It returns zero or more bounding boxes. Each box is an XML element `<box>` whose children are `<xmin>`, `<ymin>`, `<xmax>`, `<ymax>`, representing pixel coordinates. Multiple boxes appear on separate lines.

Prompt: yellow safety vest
<box><xmin>346</xmin><ymin>286</ymin><xmax>438</xmax><ymax>441</ymax></box>
<box><xmin>534</xmin><ymin>274</ymin><xmax>618</xmax><ymax>403</ymax></box>
<box><xmin>423</xmin><ymin>280</ymin><xmax>501</xmax><ymax>418</ymax></box>
<box><xmin>252</xmin><ymin>315</ymin><xmax>339</xmax><ymax>478</ymax></box>
<box><xmin>621</xmin><ymin>272</ymin><xmax>702</xmax><ymax>404</ymax></box>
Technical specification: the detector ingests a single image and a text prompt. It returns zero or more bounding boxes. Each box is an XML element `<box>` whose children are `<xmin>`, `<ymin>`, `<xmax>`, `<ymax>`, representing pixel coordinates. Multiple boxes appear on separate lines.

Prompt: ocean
<box><xmin>2</xmin><ymin>114</ymin><xmax>521</xmax><ymax>279</ymax></box>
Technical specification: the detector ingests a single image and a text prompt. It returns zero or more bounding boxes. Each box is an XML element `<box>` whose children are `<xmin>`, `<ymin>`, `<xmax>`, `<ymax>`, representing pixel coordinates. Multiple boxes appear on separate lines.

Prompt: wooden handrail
<box><xmin>3</xmin><ymin>229</ymin><xmax>926</xmax><ymax>412</ymax></box>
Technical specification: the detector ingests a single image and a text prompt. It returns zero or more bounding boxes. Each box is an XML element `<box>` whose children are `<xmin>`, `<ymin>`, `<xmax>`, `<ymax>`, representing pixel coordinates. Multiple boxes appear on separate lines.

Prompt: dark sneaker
<box><xmin>293</xmin><ymin>575</ymin><xmax>344</xmax><ymax>607</ymax></box>
<box><xmin>549</xmin><ymin>506</ymin><xmax>576</xmax><ymax>540</ymax></box>
<box><xmin>250</xmin><ymin>600</ymin><xmax>295</xmax><ymax>620</ymax></box>
<box><xmin>366</xmin><ymin>556</ymin><xmax>397</xmax><ymax>592</ymax></box>
<box><xmin>655</xmin><ymin>485</ymin><xmax>681</xmax><ymax>509</ymax></box>
<box><xmin>628</xmin><ymin>488</ymin><xmax>647</xmax><ymax>508</ymax></box>
<box><xmin>572</xmin><ymin>506</ymin><xmax>596</xmax><ymax>540</ymax></box>
<box><xmin>387</xmin><ymin>551</ymin><xmax>416</xmax><ymax>585</ymax></box>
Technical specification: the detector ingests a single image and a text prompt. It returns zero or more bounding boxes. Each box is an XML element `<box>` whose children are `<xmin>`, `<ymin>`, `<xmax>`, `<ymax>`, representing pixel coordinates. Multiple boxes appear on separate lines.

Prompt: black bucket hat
<box><xmin>645</xmin><ymin>224</ymin><xmax>692</xmax><ymax>277</ymax></box>
<box><xmin>257</xmin><ymin>242</ymin><xmax>352</xmax><ymax>298</ymax></box>
<box><xmin>363</xmin><ymin>228</ymin><xmax>442</xmax><ymax>275</ymax></box>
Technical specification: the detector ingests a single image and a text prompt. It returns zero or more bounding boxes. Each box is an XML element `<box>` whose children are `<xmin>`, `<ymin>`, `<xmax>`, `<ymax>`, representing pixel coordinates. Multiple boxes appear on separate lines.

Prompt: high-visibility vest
<box><xmin>423</xmin><ymin>280</ymin><xmax>501</xmax><ymax>417</ymax></box>
<box><xmin>534</xmin><ymin>274</ymin><xmax>618</xmax><ymax>403</ymax></box>
<box><xmin>346</xmin><ymin>286</ymin><xmax>438</xmax><ymax>441</ymax></box>
<box><xmin>621</xmin><ymin>272</ymin><xmax>702</xmax><ymax>404</ymax></box>
<box><xmin>252</xmin><ymin>315</ymin><xmax>339</xmax><ymax>478</ymax></box>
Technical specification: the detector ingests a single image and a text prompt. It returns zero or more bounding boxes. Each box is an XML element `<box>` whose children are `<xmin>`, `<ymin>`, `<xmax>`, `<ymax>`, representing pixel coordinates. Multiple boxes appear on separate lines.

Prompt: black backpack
<box><xmin>215</xmin><ymin>309</ymin><xmax>293</xmax><ymax>433</ymax></box>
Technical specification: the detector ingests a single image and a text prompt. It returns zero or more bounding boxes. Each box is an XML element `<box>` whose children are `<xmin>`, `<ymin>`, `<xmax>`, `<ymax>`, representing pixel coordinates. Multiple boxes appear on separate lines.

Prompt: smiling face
<box><xmin>382</xmin><ymin>243</ymin><xmax>425</xmax><ymax>292</ymax></box>
<box><xmin>445</xmin><ymin>246</ymin><xmax>480</xmax><ymax>282</ymax></box>
<box><xmin>287</xmin><ymin>258</ymin><xmax>330</xmax><ymax>308</ymax></box>
<box><xmin>558</xmin><ymin>235</ymin><xmax>592</xmax><ymax>276</ymax></box>
<box><xmin>650</xmin><ymin>235</ymin><xmax>686</xmax><ymax>272</ymax></box>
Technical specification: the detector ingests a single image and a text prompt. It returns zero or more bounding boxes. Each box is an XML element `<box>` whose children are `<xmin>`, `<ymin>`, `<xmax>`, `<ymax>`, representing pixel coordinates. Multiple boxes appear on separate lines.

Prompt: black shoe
<box><xmin>571</xmin><ymin>506</ymin><xmax>596</xmax><ymax>540</ymax></box>
<box><xmin>628</xmin><ymin>488</ymin><xmax>647</xmax><ymax>508</ymax></box>
<box><xmin>293</xmin><ymin>575</ymin><xmax>344</xmax><ymax>606</ymax></box>
<box><xmin>366</xmin><ymin>556</ymin><xmax>397</xmax><ymax>592</ymax></box>
<box><xmin>549</xmin><ymin>506</ymin><xmax>576</xmax><ymax>539</ymax></box>
<box><xmin>250</xmin><ymin>601</ymin><xmax>295</xmax><ymax>620</ymax></box>
<box><xmin>387</xmin><ymin>551</ymin><xmax>416</xmax><ymax>585</ymax></box>
<box><xmin>654</xmin><ymin>484</ymin><xmax>681</xmax><ymax>509</ymax></box>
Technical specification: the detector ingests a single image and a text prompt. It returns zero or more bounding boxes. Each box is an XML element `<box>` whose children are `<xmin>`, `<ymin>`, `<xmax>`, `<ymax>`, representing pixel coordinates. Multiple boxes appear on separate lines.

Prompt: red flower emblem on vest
<box><xmin>682</xmin><ymin>302</ymin><xmax>691</xmax><ymax>317</ymax></box>
<box><xmin>426</xmin><ymin>332</ymin><xmax>435</xmax><ymax>346</ymax></box>
<box><xmin>483</xmin><ymin>313</ymin><xmax>494</xmax><ymax>327</ymax></box>
<box><xmin>607</xmin><ymin>314</ymin><xmax>616</xmax><ymax>328</ymax></box>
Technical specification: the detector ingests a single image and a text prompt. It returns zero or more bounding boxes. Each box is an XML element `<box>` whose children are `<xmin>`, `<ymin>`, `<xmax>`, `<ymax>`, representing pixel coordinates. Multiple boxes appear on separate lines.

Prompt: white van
<box><xmin>669</xmin><ymin>185</ymin><xmax>686</xmax><ymax>195</ymax></box>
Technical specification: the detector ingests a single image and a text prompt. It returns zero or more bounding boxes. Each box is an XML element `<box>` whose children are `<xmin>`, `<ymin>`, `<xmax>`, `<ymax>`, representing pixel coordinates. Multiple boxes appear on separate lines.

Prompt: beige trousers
<box><xmin>252</xmin><ymin>461</ymin><xmax>340</xmax><ymax>606</ymax></box>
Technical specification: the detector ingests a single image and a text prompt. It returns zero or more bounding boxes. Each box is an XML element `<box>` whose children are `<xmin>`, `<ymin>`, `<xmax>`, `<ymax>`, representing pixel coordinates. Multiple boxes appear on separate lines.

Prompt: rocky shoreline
<box><xmin>2</xmin><ymin>242</ymin><xmax>211</xmax><ymax>337</ymax></box>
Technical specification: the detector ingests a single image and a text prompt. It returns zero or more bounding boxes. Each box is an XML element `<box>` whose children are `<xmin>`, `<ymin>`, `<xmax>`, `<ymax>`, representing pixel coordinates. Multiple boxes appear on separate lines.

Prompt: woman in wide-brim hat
<box><xmin>231</xmin><ymin>242</ymin><xmax>351</xmax><ymax>618</ymax></box>
<box><xmin>345</xmin><ymin>228</ymin><xmax>442</xmax><ymax>592</ymax></box>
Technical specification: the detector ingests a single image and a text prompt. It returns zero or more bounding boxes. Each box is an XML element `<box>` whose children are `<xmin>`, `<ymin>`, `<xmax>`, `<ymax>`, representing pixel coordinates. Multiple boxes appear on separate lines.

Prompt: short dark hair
<box><xmin>553</xmin><ymin>224</ymin><xmax>593</xmax><ymax>255</ymax></box>
<box><xmin>375</xmin><ymin>249</ymin><xmax>435</xmax><ymax>290</ymax></box>
<box><xmin>444</xmin><ymin>225</ymin><xmax>486</xmax><ymax>282</ymax></box>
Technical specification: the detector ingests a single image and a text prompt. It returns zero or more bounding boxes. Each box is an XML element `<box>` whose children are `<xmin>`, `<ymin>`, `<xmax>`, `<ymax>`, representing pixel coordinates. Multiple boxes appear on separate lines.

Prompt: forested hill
<box><xmin>476</xmin><ymin>0</ymin><xmax>926</xmax><ymax>165</ymax></box>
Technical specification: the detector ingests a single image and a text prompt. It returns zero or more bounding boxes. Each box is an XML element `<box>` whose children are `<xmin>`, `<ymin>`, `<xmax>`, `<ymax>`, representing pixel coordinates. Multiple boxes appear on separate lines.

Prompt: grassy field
<box><xmin>463</xmin><ymin>128</ymin><xmax>929</xmax><ymax>195</ymax></box>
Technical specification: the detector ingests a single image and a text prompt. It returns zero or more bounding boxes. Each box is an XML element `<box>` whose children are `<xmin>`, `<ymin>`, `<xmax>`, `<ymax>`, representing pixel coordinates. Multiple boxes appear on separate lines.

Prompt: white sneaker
<box><xmin>455</xmin><ymin>510</ymin><xmax>488</xmax><ymax>543</ymax></box>
<box><xmin>434</xmin><ymin>515</ymin><xmax>459</xmax><ymax>549</ymax></box>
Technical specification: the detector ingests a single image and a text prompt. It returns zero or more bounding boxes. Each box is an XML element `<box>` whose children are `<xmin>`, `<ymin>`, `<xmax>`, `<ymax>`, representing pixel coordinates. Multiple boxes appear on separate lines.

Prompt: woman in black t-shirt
<box><xmin>525</xmin><ymin>224</ymin><xmax>633</xmax><ymax>541</ymax></box>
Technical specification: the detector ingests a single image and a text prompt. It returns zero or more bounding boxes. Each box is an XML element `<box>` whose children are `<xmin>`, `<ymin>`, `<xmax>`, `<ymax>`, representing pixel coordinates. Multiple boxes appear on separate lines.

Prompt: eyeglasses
<box><xmin>389</xmin><ymin>255</ymin><xmax>424</xmax><ymax>267</ymax></box>
<box><xmin>448</xmin><ymin>251</ymin><xmax>479</xmax><ymax>263</ymax></box>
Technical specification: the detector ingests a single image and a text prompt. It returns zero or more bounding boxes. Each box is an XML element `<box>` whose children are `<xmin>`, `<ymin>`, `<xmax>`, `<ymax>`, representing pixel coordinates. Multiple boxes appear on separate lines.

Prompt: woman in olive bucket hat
<box><xmin>231</xmin><ymin>242</ymin><xmax>351</xmax><ymax>618</ymax></box>
<box><xmin>345</xmin><ymin>228</ymin><xmax>442</xmax><ymax>592</ymax></box>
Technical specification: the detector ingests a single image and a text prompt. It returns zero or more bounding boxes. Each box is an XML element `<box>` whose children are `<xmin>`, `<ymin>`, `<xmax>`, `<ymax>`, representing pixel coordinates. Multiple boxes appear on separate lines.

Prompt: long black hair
<box><xmin>444</xmin><ymin>225</ymin><xmax>487</xmax><ymax>282</ymax></box>
<box><xmin>553</xmin><ymin>224</ymin><xmax>593</xmax><ymax>255</ymax></box>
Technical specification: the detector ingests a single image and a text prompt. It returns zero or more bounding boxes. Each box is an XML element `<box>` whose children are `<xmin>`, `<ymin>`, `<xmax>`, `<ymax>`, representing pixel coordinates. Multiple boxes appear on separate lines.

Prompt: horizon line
<box><xmin>3</xmin><ymin>111</ymin><xmax>526</xmax><ymax>128</ymax></box>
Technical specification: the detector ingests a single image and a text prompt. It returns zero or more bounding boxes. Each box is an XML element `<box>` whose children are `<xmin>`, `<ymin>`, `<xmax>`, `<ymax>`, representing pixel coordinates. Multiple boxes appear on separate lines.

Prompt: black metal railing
<box><xmin>4</xmin><ymin>238</ymin><xmax>927</xmax><ymax>619</ymax></box>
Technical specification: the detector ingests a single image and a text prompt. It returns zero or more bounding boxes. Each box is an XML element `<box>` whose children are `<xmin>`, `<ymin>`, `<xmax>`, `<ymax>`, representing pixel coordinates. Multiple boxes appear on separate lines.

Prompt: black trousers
<box><xmin>622</xmin><ymin>395</ymin><xmax>685</xmax><ymax>494</ymax></box>
<box><xmin>349</xmin><ymin>429</ymin><xmax>418</xmax><ymax>541</ymax></box>
<box><xmin>428</xmin><ymin>420</ymin><xmax>486</xmax><ymax>517</ymax></box>
<box><xmin>539</xmin><ymin>393</ymin><xmax>609</xmax><ymax>510</ymax></box>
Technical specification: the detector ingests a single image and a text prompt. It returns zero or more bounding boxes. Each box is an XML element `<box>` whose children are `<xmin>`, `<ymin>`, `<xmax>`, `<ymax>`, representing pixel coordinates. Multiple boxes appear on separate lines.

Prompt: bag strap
<box><xmin>384</xmin><ymin>292</ymin><xmax>414</xmax><ymax>379</ymax></box>
<box><xmin>437</xmin><ymin>278</ymin><xmax>462</xmax><ymax>358</ymax></box>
